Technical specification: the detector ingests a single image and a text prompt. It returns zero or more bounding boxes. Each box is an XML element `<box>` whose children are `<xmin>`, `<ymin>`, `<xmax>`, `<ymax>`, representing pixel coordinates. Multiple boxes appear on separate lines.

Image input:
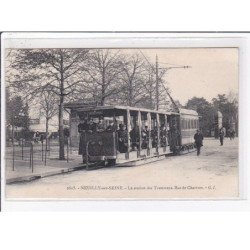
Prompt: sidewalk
<box><xmin>5</xmin><ymin>146</ymin><xmax>85</xmax><ymax>184</ymax></box>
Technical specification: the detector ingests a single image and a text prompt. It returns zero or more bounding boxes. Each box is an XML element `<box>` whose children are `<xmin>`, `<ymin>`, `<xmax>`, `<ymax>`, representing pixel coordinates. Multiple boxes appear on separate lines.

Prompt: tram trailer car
<box><xmin>64</xmin><ymin>103</ymin><xmax>199</xmax><ymax>166</ymax></box>
<box><xmin>178</xmin><ymin>108</ymin><xmax>200</xmax><ymax>152</ymax></box>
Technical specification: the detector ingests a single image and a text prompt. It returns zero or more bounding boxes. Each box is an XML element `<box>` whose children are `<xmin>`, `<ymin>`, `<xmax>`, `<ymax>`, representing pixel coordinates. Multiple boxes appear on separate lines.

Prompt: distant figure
<box><xmin>194</xmin><ymin>129</ymin><xmax>204</xmax><ymax>156</ymax></box>
<box><xmin>231</xmin><ymin>129</ymin><xmax>235</xmax><ymax>140</ymax></box>
<box><xmin>219</xmin><ymin>128</ymin><xmax>225</xmax><ymax>146</ymax></box>
<box><xmin>64</xmin><ymin>127</ymin><xmax>70</xmax><ymax>137</ymax></box>
<box><xmin>34</xmin><ymin>131</ymin><xmax>40</xmax><ymax>143</ymax></box>
<box><xmin>229</xmin><ymin>129</ymin><xmax>235</xmax><ymax>140</ymax></box>
<box><xmin>40</xmin><ymin>133</ymin><xmax>45</xmax><ymax>142</ymax></box>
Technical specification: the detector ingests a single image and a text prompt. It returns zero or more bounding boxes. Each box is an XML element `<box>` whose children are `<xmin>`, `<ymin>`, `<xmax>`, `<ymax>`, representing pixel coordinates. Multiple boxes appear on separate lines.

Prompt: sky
<box><xmin>6</xmin><ymin>47</ymin><xmax>239</xmax><ymax>109</ymax></box>
<box><xmin>124</xmin><ymin>48</ymin><xmax>239</xmax><ymax>105</ymax></box>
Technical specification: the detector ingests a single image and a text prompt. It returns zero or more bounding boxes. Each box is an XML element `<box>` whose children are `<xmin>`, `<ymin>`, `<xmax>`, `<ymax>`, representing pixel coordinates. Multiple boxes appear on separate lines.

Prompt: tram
<box><xmin>64</xmin><ymin>103</ymin><xmax>199</xmax><ymax>167</ymax></box>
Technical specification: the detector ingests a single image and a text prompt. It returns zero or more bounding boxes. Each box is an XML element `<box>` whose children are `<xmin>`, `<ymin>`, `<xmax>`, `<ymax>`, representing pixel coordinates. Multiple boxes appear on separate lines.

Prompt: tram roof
<box><xmin>64</xmin><ymin>103</ymin><xmax>178</xmax><ymax>115</ymax></box>
<box><xmin>179</xmin><ymin>108</ymin><xmax>198</xmax><ymax>116</ymax></box>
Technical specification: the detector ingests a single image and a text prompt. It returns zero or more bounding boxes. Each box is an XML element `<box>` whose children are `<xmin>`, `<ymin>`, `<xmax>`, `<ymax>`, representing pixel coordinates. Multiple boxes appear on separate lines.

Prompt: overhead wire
<box><xmin>138</xmin><ymin>49</ymin><xmax>180</xmax><ymax>111</ymax></box>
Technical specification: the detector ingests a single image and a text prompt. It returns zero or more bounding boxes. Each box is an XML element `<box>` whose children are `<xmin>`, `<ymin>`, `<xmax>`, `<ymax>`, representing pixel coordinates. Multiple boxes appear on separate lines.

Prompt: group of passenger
<box><xmin>119</xmin><ymin>123</ymin><xmax>170</xmax><ymax>153</ymax></box>
<box><xmin>78</xmin><ymin>116</ymin><xmax>116</xmax><ymax>134</ymax></box>
<box><xmin>78</xmin><ymin>116</ymin><xmax>172</xmax><ymax>154</ymax></box>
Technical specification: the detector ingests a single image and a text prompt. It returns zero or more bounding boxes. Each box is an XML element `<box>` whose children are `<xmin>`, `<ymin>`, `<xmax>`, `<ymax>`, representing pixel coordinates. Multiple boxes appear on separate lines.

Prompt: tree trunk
<box><xmin>59</xmin><ymin>97</ymin><xmax>65</xmax><ymax>160</ymax></box>
<box><xmin>101</xmin><ymin>84</ymin><xmax>105</xmax><ymax>105</ymax></box>
<box><xmin>45</xmin><ymin>117</ymin><xmax>49</xmax><ymax>152</ymax></box>
<box><xmin>59</xmin><ymin>53</ymin><xmax>65</xmax><ymax>160</ymax></box>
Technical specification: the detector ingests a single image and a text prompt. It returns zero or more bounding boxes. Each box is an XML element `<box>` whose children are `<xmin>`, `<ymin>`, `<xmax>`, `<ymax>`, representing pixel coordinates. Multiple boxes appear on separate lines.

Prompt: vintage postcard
<box><xmin>1</xmin><ymin>33</ymin><xmax>241</xmax><ymax>201</ymax></box>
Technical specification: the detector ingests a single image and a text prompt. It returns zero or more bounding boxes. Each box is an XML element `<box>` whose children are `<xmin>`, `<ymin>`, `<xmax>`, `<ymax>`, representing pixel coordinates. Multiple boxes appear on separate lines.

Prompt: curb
<box><xmin>6</xmin><ymin>165</ymin><xmax>86</xmax><ymax>184</ymax></box>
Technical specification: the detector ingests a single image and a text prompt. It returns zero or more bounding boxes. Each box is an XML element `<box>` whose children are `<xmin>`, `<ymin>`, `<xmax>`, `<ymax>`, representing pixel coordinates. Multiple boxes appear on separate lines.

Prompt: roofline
<box><xmin>64</xmin><ymin>103</ymin><xmax>179</xmax><ymax>115</ymax></box>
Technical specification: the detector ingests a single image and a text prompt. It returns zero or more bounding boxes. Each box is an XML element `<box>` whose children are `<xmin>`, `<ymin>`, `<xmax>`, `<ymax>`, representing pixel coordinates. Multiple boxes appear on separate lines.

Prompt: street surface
<box><xmin>6</xmin><ymin>138</ymin><xmax>239</xmax><ymax>199</ymax></box>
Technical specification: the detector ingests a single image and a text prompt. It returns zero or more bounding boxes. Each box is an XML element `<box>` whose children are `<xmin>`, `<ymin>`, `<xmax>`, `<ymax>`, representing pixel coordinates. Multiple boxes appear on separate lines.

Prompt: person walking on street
<box><xmin>219</xmin><ymin>128</ymin><xmax>225</xmax><ymax>146</ymax></box>
<box><xmin>194</xmin><ymin>129</ymin><xmax>204</xmax><ymax>156</ymax></box>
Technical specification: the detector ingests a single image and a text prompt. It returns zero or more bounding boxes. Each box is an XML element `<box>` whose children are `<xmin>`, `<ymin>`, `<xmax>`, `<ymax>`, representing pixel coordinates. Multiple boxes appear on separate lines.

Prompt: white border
<box><xmin>1</xmin><ymin>32</ymin><xmax>250</xmax><ymax>211</ymax></box>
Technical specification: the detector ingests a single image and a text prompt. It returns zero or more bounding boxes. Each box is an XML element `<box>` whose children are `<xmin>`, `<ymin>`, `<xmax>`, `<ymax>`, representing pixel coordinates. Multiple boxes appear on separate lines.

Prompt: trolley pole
<box><xmin>156</xmin><ymin>55</ymin><xmax>159</xmax><ymax>111</ymax></box>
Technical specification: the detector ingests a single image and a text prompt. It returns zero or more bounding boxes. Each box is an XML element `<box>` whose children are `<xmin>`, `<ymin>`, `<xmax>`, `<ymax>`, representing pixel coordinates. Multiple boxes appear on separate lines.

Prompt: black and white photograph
<box><xmin>1</xmin><ymin>34</ymin><xmax>240</xmax><ymax>200</ymax></box>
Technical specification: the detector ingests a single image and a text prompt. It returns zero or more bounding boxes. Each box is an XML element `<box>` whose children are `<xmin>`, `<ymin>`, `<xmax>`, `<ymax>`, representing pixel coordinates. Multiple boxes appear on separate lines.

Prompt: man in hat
<box><xmin>117</xmin><ymin>124</ymin><xmax>128</xmax><ymax>153</ymax></box>
<box><xmin>141</xmin><ymin>124</ymin><xmax>150</xmax><ymax>149</ymax></box>
<box><xmin>194</xmin><ymin>129</ymin><xmax>204</xmax><ymax>156</ymax></box>
<box><xmin>96</xmin><ymin>116</ymin><xmax>105</xmax><ymax>132</ymax></box>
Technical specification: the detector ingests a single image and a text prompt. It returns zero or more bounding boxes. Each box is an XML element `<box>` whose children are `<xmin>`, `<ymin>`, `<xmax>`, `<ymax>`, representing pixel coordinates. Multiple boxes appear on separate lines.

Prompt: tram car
<box><xmin>64</xmin><ymin>103</ymin><xmax>199</xmax><ymax>167</ymax></box>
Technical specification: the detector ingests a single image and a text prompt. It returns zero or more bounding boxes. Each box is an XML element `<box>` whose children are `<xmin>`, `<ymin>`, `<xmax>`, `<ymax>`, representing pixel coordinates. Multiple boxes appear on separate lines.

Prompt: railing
<box><xmin>6</xmin><ymin>137</ymin><xmax>75</xmax><ymax>173</ymax></box>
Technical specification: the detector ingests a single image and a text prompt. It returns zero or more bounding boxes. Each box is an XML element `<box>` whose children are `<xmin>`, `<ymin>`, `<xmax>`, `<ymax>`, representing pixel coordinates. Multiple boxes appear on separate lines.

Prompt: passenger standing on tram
<box><xmin>160</xmin><ymin>124</ymin><xmax>167</xmax><ymax>147</ymax></box>
<box><xmin>151</xmin><ymin>126</ymin><xmax>158</xmax><ymax>148</ymax></box>
<box><xmin>130</xmin><ymin>125</ymin><xmax>140</xmax><ymax>150</ymax></box>
<box><xmin>88</xmin><ymin>118</ymin><xmax>97</xmax><ymax>133</ymax></box>
<box><xmin>106</xmin><ymin>121</ymin><xmax>116</xmax><ymax>132</ymax></box>
<box><xmin>78</xmin><ymin>117</ymin><xmax>89</xmax><ymax>155</ymax></box>
<box><xmin>117</xmin><ymin>124</ymin><xmax>128</xmax><ymax>153</ymax></box>
<box><xmin>96</xmin><ymin>116</ymin><xmax>105</xmax><ymax>132</ymax></box>
<box><xmin>141</xmin><ymin>125</ymin><xmax>150</xmax><ymax>149</ymax></box>
<box><xmin>170</xmin><ymin>124</ymin><xmax>180</xmax><ymax>152</ymax></box>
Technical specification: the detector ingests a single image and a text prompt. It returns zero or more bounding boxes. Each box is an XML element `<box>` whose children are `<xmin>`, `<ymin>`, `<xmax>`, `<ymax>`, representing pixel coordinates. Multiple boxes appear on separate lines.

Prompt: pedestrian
<box><xmin>194</xmin><ymin>129</ymin><xmax>204</xmax><ymax>156</ymax></box>
<box><xmin>219</xmin><ymin>128</ymin><xmax>225</xmax><ymax>146</ymax></box>
<box><xmin>231</xmin><ymin>129</ymin><xmax>235</xmax><ymax>140</ymax></box>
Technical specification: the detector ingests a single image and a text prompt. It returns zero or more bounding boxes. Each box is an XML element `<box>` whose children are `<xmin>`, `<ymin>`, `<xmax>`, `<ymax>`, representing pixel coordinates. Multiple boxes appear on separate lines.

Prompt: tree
<box><xmin>84</xmin><ymin>49</ymin><xmax>124</xmax><ymax>105</ymax></box>
<box><xmin>8</xmin><ymin>48</ymin><xmax>89</xmax><ymax>159</ymax></box>
<box><xmin>118</xmin><ymin>54</ymin><xmax>147</xmax><ymax>106</ymax></box>
<box><xmin>39</xmin><ymin>88</ymin><xmax>59</xmax><ymax>151</ymax></box>
<box><xmin>212</xmin><ymin>94</ymin><xmax>238</xmax><ymax>134</ymax></box>
<box><xmin>6</xmin><ymin>92</ymin><xmax>30</xmax><ymax>140</ymax></box>
<box><xmin>186</xmin><ymin>97</ymin><xmax>215</xmax><ymax>136</ymax></box>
